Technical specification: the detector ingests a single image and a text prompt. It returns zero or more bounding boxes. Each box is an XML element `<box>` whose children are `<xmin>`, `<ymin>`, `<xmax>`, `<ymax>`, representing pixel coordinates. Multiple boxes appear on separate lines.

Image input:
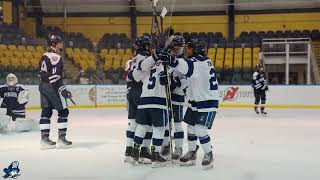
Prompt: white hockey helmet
<box><xmin>6</xmin><ymin>73</ymin><xmax>18</xmax><ymax>86</ymax></box>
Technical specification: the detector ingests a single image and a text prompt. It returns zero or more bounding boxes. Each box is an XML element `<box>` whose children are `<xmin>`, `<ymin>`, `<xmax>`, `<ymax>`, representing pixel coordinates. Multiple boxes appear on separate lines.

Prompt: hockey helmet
<box><xmin>187</xmin><ymin>38</ymin><xmax>206</xmax><ymax>56</ymax></box>
<box><xmin>6</xmin><ymin>73</ymin><xmax>18</xmax><ymax>86</ymax></box>
<box><xmin>135</xmin><ymin>35</ymin><xmax>151</xmax><ymax>52</ymax></box>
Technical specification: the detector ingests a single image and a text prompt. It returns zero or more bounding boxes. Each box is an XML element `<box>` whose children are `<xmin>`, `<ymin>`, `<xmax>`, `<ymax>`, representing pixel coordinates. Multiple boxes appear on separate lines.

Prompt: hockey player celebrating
<box><xmin>252</xmin><ymin>64</ymin><xmax>268</xmax><ymax>114</ymax></box>
<box><xmin>124</xmin><ymin>35</ymin><xmax>153</xmax><ymax>164</ymax></box>
<box><xmin>167</xmin><ymin>38</ymin><xmax>218</xmax><ymax>169</ymax></box>
<box><xmin>0</xmin><ymin>73</ymin><xmax>36</xmax><ymax>132</ymax></box>
<box><xmin>38</xmin><ymin>34</ymin><xmax>72</xmax><ymax>149</ymax></box>
<box><xmin>160</xmin><ymin>36</ymin><xmax>187</xmax><ymax>161</ymax></box>
<box><xmin>129</xmin><ymin>48</ymin><xmax>178</xmax><ymax>168</ymax></box>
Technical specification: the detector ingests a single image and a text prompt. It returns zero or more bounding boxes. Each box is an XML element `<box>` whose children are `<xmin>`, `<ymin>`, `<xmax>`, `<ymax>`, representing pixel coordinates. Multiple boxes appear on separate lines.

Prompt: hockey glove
<box><xmin>61</xmin><ymin>89</ymin><xmax>72</xmax><ymax>99</ymax></box>
<box><xmin>152</xmin><ymin>50</ymin><xmax>176</xmax><ymax>66</ymax></box>
<box><xmin>159</xmin><ymin>71</ymin><xmax>168</xmax><ymax>86</ymax></box>
<box><xmin>170</xmin><ymin>76</ymin><xmax>181</xmax><ymax>91</ymax></box>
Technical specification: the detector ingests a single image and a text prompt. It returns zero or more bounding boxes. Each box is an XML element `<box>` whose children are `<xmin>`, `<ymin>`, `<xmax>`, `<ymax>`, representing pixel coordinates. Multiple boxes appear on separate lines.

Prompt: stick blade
<box><xmin>153</xmin><ymin>0</ymin><xmax>159</xmax><ymax>7</ymax></box>
<box><xmin>160</xmin><ymin>7</ymin><xmax>168</xmax><ymax>18</ymax></box>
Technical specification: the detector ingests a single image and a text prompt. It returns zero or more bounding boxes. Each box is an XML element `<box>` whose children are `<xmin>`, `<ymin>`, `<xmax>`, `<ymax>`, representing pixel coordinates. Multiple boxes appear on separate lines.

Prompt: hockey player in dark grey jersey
<box><xmin>252</xmin><ymin>64</ymin><xmax>268</xmax><ymax>114</ymax></box>
<box><xmin>38</xmin><ymin>34</ymin><xmax>73</xmax><ymax>149</ymax></box>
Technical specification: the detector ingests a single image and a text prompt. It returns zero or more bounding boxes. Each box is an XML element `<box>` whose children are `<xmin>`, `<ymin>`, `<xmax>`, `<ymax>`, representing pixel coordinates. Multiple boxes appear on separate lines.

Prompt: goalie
<box><xmin>0</xmin><ymin>73</ymin><xmax>37</xmax><ymax>132</ymax></box>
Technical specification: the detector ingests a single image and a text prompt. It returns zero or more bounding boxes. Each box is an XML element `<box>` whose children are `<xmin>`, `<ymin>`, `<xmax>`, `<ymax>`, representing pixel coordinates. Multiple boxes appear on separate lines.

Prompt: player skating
<box><xmin>38</xmin><ymin>34</ymin><xmax>73</xmax><ymax>150</ymax></box>
<box><xmin>252</xmin><ymin>64</ymin><xmax>268</xmax><ymax>114</ymax></box>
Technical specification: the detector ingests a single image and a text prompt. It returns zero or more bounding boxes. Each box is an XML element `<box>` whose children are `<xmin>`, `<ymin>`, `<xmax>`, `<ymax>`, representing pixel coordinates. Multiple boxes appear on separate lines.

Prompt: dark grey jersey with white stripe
<box><xmin>38</xmin><ymin>52</ymin><xmax>67</xmax><ymax>110</ymax></box>
<box><xmin>252</xmin><ymin>71</ymin><xmax>267</xmax><ymax>90</ymax></box>
<box><xmin>38</xmin><ymin>52</ymin><xmax>64</xmax><ymax>89</ymax></box>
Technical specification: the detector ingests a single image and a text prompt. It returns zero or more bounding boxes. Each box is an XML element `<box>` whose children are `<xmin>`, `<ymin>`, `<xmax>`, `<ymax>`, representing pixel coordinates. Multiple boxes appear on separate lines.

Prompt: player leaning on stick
<box><xmin>38</xmin><ymin>34</ymin><xmax>73</xmax><ymax>150</ymax></box>
<box><xmin>124</xmin><ymin>35</ymin><xmax>153</xmax><ymax>164</ymax></box>
<box><xmin>252</xmin><ymin>64</ymin><xmax>268</xmax><ymax>114</ymax></box>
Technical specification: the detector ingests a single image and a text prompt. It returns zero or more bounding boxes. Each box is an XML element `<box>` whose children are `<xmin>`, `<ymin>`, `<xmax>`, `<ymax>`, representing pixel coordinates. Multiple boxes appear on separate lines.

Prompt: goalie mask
<box><xmin>6</xmin><ymin>73</ymin><xmax>18</xmax><ymax>87</ymax></box>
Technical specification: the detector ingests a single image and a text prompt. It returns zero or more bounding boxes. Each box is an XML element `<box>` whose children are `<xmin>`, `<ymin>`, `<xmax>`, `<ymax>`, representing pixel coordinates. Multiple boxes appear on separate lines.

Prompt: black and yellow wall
<box><xmin>2</xmin><ymin>0</ymin><xmax>320</xmax><ymax>43</ymax></box>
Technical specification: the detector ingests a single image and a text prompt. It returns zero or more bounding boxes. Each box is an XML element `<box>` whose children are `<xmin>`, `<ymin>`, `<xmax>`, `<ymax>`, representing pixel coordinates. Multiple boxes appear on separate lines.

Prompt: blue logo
<box><xmin>3</xmin><ymin>161</ymin><xmax>21</xmax><ymax>179</ymax></box>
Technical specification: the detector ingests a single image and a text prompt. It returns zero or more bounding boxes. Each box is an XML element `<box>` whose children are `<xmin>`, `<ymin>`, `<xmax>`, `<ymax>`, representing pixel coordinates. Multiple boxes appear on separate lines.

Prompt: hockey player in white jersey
<box><xmin>124</xmin><ymin>36</ymin><xmax>153</xmax><ymax>164</ymax></box>
<box><xmin>160</xmin><ymin>36</ymin><xmax>188</xmax><ymax>161</ymax></box>
<box><xmin>166</xmin><ymin>38</ymin><xmax>218</xmax><ymax>169</ymax></box>
<box><xmin>0</xmin><ymin>73</ymin><xmax>37</xmax><ymax>133</ymax></box>
<box><xmin>130</xmin><ymin>50</ymin><xmax>177</xmax><ymax>167</ymax></box>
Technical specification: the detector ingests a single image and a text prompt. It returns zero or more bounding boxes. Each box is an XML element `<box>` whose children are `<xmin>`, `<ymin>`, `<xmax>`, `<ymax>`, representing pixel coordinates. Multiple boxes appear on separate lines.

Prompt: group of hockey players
<box><xmin>124</xmin><ymin>34</ymin><xmax>218</xmax><ymax>169</ymax></box>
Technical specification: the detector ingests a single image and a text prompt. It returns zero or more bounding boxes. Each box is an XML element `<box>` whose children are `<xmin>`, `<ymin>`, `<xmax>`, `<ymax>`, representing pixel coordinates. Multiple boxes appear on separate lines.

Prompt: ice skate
<box><xmin>180</xmin><ymin>145</ymin><xmax>199</xmax><ymax>166</ymax></box>
<box><xmin>161</xmin><ymin>145</ymin><xmax>172</xmax><ymax>160</ymax></box>
<box><xmin>124</xmin><ymin>146</ymin><xmax>132</xmax><ymax>162</ymax></box>
<box><xmin>261</xmin><ymin>107</ymin><xmax>267</xmax><ymax>115</ymax></box>
<box><xmin>254</xmin><ymin>106</ymin><xmax>260</xmax><ymax>114</ymax></box>
<box><xmin>40</xmin><ymin>134</ymin><xmax>56</xmax><ymax>150</ymax></box>
<box><xmin>130</xmin><ymin>144</ymin><xmax>140</xmax><ymax>165</ymax></box>
<box><xmin>172</xmin><ymin>147</ymin><xmax>183</xmax><ymax>164</ymax></box>
<box><xmin>202</xmin><ymin>151</ymin><xmax>214</xmax><ymax>170</ymax></box>
<box><xmin>56</xmin><ymin>131</ymin><xmax>72</xmax><ymax>149</ymax></box>
<box><xmin>138</xmin><ymin>147</ymin><xmax>152</xmax><ymax>164</ymax></box>
<box><xmin>151</xmin><ymin>151</ymin><xmax>166</xmax><ymax>168</ymax></box>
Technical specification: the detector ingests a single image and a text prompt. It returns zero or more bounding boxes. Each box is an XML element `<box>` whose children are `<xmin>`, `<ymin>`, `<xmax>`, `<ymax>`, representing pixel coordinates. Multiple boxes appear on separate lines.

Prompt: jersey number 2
<box><xmin>148</xmin><ymin>69</ymin><xmax>157</xmax><ymax>89</ymax></box>
<box><xmin>209</xmin><ymin>68</ymin><xmax>218</xmax><ymax>90</ymax></box>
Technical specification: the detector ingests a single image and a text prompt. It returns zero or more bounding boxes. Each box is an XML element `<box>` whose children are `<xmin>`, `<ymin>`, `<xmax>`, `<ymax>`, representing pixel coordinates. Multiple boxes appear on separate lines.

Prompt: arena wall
<box><xmin>24</xmin><ymin>85</ymin><xmax>320</xmax><ymax>110</ymax></box>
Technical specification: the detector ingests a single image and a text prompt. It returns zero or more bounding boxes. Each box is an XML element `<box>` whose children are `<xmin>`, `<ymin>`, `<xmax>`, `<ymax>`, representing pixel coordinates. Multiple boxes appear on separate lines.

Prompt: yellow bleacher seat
<box><xmin>117</xmin><ymin>49</ymin><xmax>125</xmax><ymax>55</ymax></box>
<box><xmin>88</xmin><ymin>54</ymin><xmax>96</xmax><ymax>61</ymax></box>
<box><xmin>234</xmin><ymin>53</ymin><xmax>243</xmax><ymax>68</ymax></box>
<box><xmin>17</xmin><ymin>45</ymin><xmax>26</xmax><ymax>51</ymax></box>
<box><xmin>125</xmin><ymin>48</ymin><xmax>132</xmax><ymax>55</ymax></box>
<box><xmin>36</xmin><ymin>46</ymin><xmax>45</xmax><ymax>52</ymax></box>
<box><xmin>23</xmin><ymin>51</ymin><xmax>33</xmax><ymax>58</ymax></box>
<box><xmin>100</xmin><ymin>49</ymin><xmax>108</xmax><ymax>56</ymax></box>
<box><xmin>224</xmin><ymin>54</ymin><xmax>233</xmax><ymax>68</ymax></box>
<box><xmin>113</xmin><ymin>55</ymin><xmax>122</xmax><ymax>68</ymax></box>
<box><xmin>215</xmin><ymin>48</ymin><xmax>225</xmax><ymax>68</ymax></box>
<box><xmin>234</xmin><ymin>48</ymin><xmax>242</xmax><ymax>54</ymax></box>
<box><xmin>0</xmin><ymin>44</ymin><xmax>7</xmax><ymax>50</ymax></box>
<box><xmin>13</xmin><ymin>51</ymin><xmax>23</xmax><ymax>58</ymax></box>
<box><xmin>108</xmin><ymin>49</ymin><xmax>117</xmax><ymax>55</ymax></box>
<box><xmin>208</xmin><ymin>48</ymin><xmax>216</xmax><ymax>56</ymax></box>
<box><xmin>253</xmin><ymin>47</ymin><xmax>260</xmax><ymax>54</ymax></box>
<box><xmin>81</xmin><ymin>48</ymin><xmax>89</xmax><ymax>54</ymax></box>
<box><xmin>74</xmin><ymin>48</ymin><xmax>81</xmax><ymax>53</ymax></box>
<box><xmin>8</xmin><ymin>45</ymin><xmax>17</xmax><ymax>51</ymax></box>
<box><xmin>26</xmin><ymin>46</ymin><xmax>35</xmax><ymax>52</ymax></box>
<box><xmin>4</xmin><ymin>51</ymin><xmax>14</xmax><ymax>57</ymax></box>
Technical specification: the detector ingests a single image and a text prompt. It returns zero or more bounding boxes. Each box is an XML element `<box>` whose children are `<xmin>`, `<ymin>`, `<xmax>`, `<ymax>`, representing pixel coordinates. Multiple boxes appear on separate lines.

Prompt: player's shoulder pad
<box><xmin>0</xmin><ymin>84</ymin><xmax>8</xmax><ymax>89</ymax></box>
<box><xmin>44</xmin><ymin>52</ymin><xmax>61</xmax><ymax>65</ymax></box>
<box><xmin>252</xmin><ymin>72</ymin><xmax>259</xmax><ymax>79</ymax></box>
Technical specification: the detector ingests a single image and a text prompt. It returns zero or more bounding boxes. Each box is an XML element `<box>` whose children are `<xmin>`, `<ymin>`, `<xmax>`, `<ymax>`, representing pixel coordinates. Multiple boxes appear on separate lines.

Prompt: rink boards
<box><xmin>23</xmin><ymin>85</ymin><xmax>320</xmax><ymax>109</ymax></box>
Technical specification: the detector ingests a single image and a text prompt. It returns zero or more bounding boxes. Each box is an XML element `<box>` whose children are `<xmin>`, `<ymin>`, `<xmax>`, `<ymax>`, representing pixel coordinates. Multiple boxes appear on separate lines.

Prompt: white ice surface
<box><xmin>1</xmin><ymin>108</ymin><xmax>320</xmax><ymax>180</ymax></box>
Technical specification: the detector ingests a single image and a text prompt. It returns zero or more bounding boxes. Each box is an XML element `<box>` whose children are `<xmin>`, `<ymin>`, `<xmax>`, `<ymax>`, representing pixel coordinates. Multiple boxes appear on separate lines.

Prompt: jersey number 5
<box><xmin>209</xmin><ymin>68</ymin><xmax>218</xmax><ymax>90</ymax></box>
<box><xmin>148</xmin><ymin>69</ymin><xmax>157</xmax><ymax>89</ymax></box>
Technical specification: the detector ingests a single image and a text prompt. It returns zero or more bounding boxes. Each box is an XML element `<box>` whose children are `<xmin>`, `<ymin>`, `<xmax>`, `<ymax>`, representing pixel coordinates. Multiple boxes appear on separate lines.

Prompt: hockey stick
<box><xmin>150</xmin><ymin>0</ymin><xmax>175</xmax><ymax>160</ymax></box>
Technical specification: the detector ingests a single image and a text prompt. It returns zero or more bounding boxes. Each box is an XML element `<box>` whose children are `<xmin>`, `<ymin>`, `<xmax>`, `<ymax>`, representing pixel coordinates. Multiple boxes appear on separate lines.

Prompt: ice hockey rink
<box><xmin>0</xmin><ymin>108</ymin><xmax>320</xmax><ymax>180</ymax></box>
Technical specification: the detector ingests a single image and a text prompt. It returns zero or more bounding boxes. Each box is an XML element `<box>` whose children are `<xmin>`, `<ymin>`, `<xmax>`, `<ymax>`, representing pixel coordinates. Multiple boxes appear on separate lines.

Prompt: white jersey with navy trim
<box><xmin>129</xmin><ymin>53</ymin><xmax>150</xmax><ymax>82</ymax></box>
<box><xmin>175</xmin><ymin>55</ymin><xmax>219</xmax><ymax>112</ymax></box>
<box><xmin>171</xmin><ymin>69</ymin><xmax>187</xmax><ymax>106</ymax></box>
<box><xmin>136</xmin><ymin>56</ymin><xmax>168</xmax><ymax>110</ymax></box>
<box><xmin>0</xmin><ymin>84</ymin><xmax>28</xmax><ymax>117</ymax></box>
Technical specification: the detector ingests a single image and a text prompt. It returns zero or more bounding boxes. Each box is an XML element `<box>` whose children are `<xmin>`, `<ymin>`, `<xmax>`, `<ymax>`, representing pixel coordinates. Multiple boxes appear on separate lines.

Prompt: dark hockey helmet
<box><xmin>169</xmin><ymin>35</ymin><xmax>185</xmax><ymax>48</ymax></box>
<box><xmin>135</xmin><ymin>35</ymin><xmax>151</xmax><ymax>52</ymax></box>
<box><xmin>47</xmin><ymin>34</ymin><xmax>63</xmax><ymax>47</ymax></box>
<box><xmin>187</xmin><ymin>38</ymin><xmax>206</xmax><ymax>56</ymax></box>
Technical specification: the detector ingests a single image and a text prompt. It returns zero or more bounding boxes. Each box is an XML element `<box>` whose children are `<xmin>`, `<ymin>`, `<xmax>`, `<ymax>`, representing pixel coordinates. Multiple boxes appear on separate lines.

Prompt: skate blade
<box><xmin>180</xmin><ymin>160</ymin><xmax>196</xmax><ymax>166</ymax></box>
<box><xmin>124</xmin><ymin>156</ymin><xmax>131</xmax><ymax>163</ymax></box>
<box><xmin>138</xmin><ymin>158</ymin><xmax>152</xmax><ymax>164</ymax></box>
<box><xmin>130</xmin><ymin>160</ymin><xmax>139</xmax><ymax>166</ymax></box>
<box><xmin>40</xmin><ymin>144</ymin><xmax>56</xmax><ymax>150</ymax></box>
<box><xmin>151</xmin><ymin>162</ymin><xmax>166</xmax><ymax>168</ymax></box>
<box><xmin>202</xmin><ymin>163</ymin><xmax>214</xmax><ymax>170</ymax></box>
<box><xmin>56</xmin><ymin>144</ymin><xmax>72</xmax><ymax>149</ymax></box>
